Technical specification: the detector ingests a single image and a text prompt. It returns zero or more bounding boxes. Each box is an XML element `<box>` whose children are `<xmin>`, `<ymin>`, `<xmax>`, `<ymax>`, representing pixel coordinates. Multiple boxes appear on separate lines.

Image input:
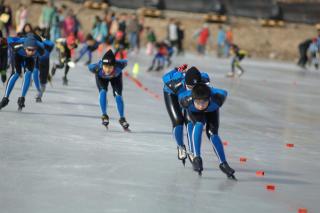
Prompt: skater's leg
<box><xmin>4</xmin><ymin>73</ymin><xmax>19</xmax><ymax>97</ymax></box>
<box><xmin>192</xmin><ymin>122</ymin><xmax>204</xmax><ymax>157</ymax></box>
<box><xmin>115</xmin><ymin>95</ymin><xmax>124</xmax><ymax>118</ymax></box>
<box><xmin>75</xmin><ymin>45</ymin><xmax>88</xmax><ymax>62</ymax></box>
<box><xmin>4</xmin><ymin>53</ymin><xmax>23</xmax><ymax>98</ymax></box>
<box><xmin>186</xmin><ymin>121</ymin><xmax>194</xmax><ymax>153</ymax></box>
<box><xmin>32</xmin><ymin>69</ymin><xmax>42</xmax><ymax>94</ymax></box>
<box><xmin>99</xmin><ymin>89</ymin><xmax>107</xmax><ymax>115</ymax></box>
<box><xmin>163</xmin><ymin>91</ymin><xmax>185</xmax><ymax>147</ymax></box>
<box><xmin>111</xmin><ymin>74</ymin><xmax>125</xmax><ymax>118</ymax></box>
<box><xmin>21</xmin><ymin>70</ymin><xmax>32</xmax><ymax>97</ymax></box>
<box><xmin>206</xmin><ymin>110</ymin><xmax>226</xmax><ymax>163</ymax></box>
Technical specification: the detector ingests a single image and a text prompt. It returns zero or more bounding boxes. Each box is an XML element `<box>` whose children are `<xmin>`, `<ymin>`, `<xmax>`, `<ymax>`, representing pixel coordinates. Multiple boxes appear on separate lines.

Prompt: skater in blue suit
<box><xmin>179</xmin><ymin>83</ymin><xmax>236</xmax><ymax>179</ymax></box>
<box><xmin>88</xmin><ymin>49</ymin><xmax>130</xmax><ymax>130</ymax></box>
<box><xmin>162</xmin><ymin>65</ymin><xmax>210</xmax><ymax>165</ymax></box>
<box><xmin>0</xmin><ymin>33</ymin><xmax>45</xmax><ymax>111</ymax></box>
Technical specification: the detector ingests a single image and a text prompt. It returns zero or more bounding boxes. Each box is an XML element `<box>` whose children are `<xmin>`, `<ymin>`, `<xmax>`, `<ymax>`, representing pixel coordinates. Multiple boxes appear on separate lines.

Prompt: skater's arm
<box><xmin>178</xmin><ymin>91</ymin><xmax>193</xmax><ymax>109</ymax></box>
<box><xmin>7</xmin><ymin>37</ymin><xmax>24</xmax><ymax>49</ymax></box>
<box><xmin>43</xmin><ymin>40</ymin><xmax>55</xmax><ymax>53</ymax></box>
<box><xmin>211</xmin><ymin>88</ymin><xmax>227</xmax><ymax>107</ymax></box>
<box><xmin>201</xmin><ymin>72</ymin><xmax>210</xmax><ymax>84</ymax></box>
<box><xmin>88</xmin><ymin>62</ymin><xmax>100</xmax><ymax>74</ymax></box>
<box><xmin>115</xmin><ymin>59</ymin><xmax>128</xmax><ymax>69</ymax></box>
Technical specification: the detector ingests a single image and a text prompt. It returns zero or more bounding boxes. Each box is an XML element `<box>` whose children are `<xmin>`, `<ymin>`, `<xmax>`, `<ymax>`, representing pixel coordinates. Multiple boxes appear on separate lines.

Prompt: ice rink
<box><xmin>0</xmin><ymin>51</ymin><xmax>319</xmax><ymax>213</ymax></box>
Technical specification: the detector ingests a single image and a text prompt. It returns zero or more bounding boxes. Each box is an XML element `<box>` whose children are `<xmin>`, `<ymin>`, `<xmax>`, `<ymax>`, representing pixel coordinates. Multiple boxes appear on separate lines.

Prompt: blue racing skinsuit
<box><xmin>179</xmin><ymin>87</ymin><xmax>228</xmax><ymax>163</ymax></box>
<box><xmin>4</xmin><ymin>36</ymin><xmax>44</xmax><ymax>99</ymax></box>
<box><xmin>162</xmin><ymin>68</ymin><xmax>210</xmax><ymax>153</ymax></box>
<box><xmin>88</xmin><ymin>60</ymin><xmax>127</xmax><ymax>118</ymax></box>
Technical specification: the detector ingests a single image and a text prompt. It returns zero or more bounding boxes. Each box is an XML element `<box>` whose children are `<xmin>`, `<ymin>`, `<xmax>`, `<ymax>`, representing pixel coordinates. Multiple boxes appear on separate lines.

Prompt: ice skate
<box><xmin>17</xmin><ymin>97</ymin><xmax>25</xmax><ymax>111</ymax></box>
<box><xmin>101</xmin><ymin>114</ymin><xmax>109</xmax><ymax>128</ymax></box>
<box><xmin>226</xmin><ymin>72</ymin><xmax>235</xmax><ymax>78</ymax></box>
<box><xmin>191</xmin><ymin>156</ymin><xmax>203</xmax><ymax>176</ymax></box>
<box><xmin>219</xmin><ymin>162</ymin><xmax>237</xmax><ymax>180</ymax></box>
<box><xmin>177</xmin><ymin>145</ymin><xmax>187</xmax><ymax>166</ymax></box>
<box><xmin>0</xmin><ymin>97</ymin><xmax>9</xmax><ymax>110</ymax></box>
<box><xmin>119</xmin><ymin>117</ymin><xmax>130</xmax><ymax>131</ymax></box>
<box><xmin>62</xmin><ymin>76</ymin><xmax>68</xmax><ymax>86</ymax></box>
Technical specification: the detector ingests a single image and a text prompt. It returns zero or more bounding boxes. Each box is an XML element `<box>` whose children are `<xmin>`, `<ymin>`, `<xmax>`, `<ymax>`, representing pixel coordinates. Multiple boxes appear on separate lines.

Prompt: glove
<box><xmin>166</xmin><ymin>80</ymin><xmax>182</xmax><ymax>94</ymax></box>
<box><xmin>176</xmin><ymin>64</ymin><xmax>188</xmax><ymax>72</ymax></box>
<box><xmin>179</xmin><ymin>95</ymin><xmax>193</xmax><ymax>108</ymax></box>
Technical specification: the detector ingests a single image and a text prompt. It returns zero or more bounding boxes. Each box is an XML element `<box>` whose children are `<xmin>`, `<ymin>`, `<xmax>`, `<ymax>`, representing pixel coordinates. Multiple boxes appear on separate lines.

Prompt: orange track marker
<box><xmin>266</xmin><ymin>184</ymin><xmax>275</xmax><ymax>191</ymax></box>
<box><xmin>223</xmin><ymin>141</ymin><xmax>229</xmax><ymax>146</ymax></box>
<box><xmin>298</xmin><ymin>208</ymin><xmax>308</xmax><ymax>213</ymax></box>
<box><xmin>256</xmin><ymin>170</ymin><xmax>265</xmax><ymax>176</ymax></box>
<box><xmin>240</xmin><ymin>157</ymin><xmax>247</xmax><ymax>163</ymax></box>
<box><xmin>286</xmin><ymin>143</ymin><xmax>294</xmax><ymax>148</ymax></box>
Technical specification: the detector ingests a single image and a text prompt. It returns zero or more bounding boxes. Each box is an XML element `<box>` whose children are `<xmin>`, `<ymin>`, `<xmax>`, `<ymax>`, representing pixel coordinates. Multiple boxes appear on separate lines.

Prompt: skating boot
<box><xmin>191</xmin><ymin>156</ymin><xmax>203</xmax><ymax>176</ymax></box>
<box><xmin>51</xmin><ymin>66</ymin><xmax>57</xmax><ymax>76</ymax></box>
<box><xmin>0</xmin><ymin>97</ymin><xmax>9</xmax><ymax>110</ymax></box>
<box><xmin>101</xmin><ymin>114</ymin><xmax>109</xmax><ymax>128</ymax></box>
<box><xmin>1</xmin><ymin>72</ymin><xmax>7</xmax><ymax>84</ymax></box>
<box><xmin>17</xmin><ymin>97</ymin><xmax>25</xmax><ymax>111</ymax></box>
<box><xmin>219</xmin><ymin>162</ymin><xmax>237</xmax><ymax>180</ymax></box>
<box><xmin>147</xmin><ymin>66</ymin><xmax>153</xmax><ymax>72</ymax></box>
<box><xmin>177</xmin><ymin>145</ymin><xmax>187</xmax><ymax>166</ymax></box>
<box><xmin>155</xmin><ymin>66</ymin><xmax>163</xmax><ymax>71</ymax></box>
<box><xmin>85</xmin><ymin>60</ymin><xmax>91</xmax><ymax>65</ymax></box>
<box><xmin>119</xmin><ymin>117</ymin><xmax>130</xmax><ymax>131</ymax></box>
<box><xmin>226</xmin><ymin>72</ymin><xmax>235</xmax><ymax>78</ymax></box>
<box><xmin>187</xmin><ymin>152</ymin><xmax>195</xmax><ymax>164</ymax></box>
<box><xmin>62</xmin><ymin>76</ymin><xmax>68</xmax><ymax>86</ymax></box>
<box><xmin>35</xmin><ymin>93</ymin><xmax>42</xmax><ymax>103</ymax></box>
<box><xmin>237</xmin><ymin>70</ymin><xmax>244</xmax><ymax>77</ymax></box>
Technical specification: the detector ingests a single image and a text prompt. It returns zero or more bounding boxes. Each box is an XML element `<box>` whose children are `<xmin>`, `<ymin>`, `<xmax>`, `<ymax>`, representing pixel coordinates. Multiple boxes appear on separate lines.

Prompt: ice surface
<box><xmin>0</xmin><ymin>51</ymin><xmax>319</xmax><ymax>213</ymax></box>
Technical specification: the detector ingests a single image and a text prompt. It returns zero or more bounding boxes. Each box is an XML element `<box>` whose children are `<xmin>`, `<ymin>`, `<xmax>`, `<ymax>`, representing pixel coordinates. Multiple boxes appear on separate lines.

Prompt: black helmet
<box><xmin>192</xmin><ymin>83</ymin><xmax>211</xmax><ymax>100</ymax></box>
<box><xmin>185</xmin><ymin>66</ymin><xmax>201</xmax><ymax>86</ymax></box>
<box><xmin>102</xmin><ymin>49</ymin><xmax>116</xmax><ymax>66</ymax></box>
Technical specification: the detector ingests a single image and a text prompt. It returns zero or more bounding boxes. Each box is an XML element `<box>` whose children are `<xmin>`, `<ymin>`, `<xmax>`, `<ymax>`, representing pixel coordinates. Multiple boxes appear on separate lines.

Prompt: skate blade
<box><xmin>123</xmin><ymin>127</ymin><xmax>131</xmax><ymax>132</ymax></box>
<box><xmin>228</xmin><ymin>175</ymin><xmax>238</xmax><ymax>181</ymax></box>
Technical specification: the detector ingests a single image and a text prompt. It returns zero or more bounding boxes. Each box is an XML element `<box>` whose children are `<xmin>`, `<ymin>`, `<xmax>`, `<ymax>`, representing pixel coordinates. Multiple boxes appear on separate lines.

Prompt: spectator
<box><xmin>0</xmin><ymin>4</ymin><xmax>12</xmax><ymax>36</ymax></box>
<box><xmin>145</xmin><ymin>26</ymin><xmax>156</xmax><ymax>55</ymax></box>
<box><xmin>217</xmin><ymin>25</ymin><xmax>225</xmax><ymax>58</ymax></box>
<box><xmin>15</xmin><ymin>4</ymin><xmax>27</xmax><ymax>33</ymax></box>
<box><xmin>127</xmin><ymin>13</ymin><xmax>139</xmax><ymax>52</ymax></box>
<box><xmin>91</xmin><ymin>16</ymin><xmax>108</xmax><ymax>43</ymax></box>
<box><xmin>225</xmin><ymin>26</ymin><xmax>233</xmax><ymax>57</ymax></box>
<box><xmin>167</xmin><ymin>18</ymin><xmax>178</xmax><ymax>49</ymax></box>
<box><xmin>177</xmin><ymin>21</ymin><xmax>185</xmax><ymax>55</ymax></box>
<box><xmin>194</xmin><ymin>23</ymin><xmax>211</xmax><ymax>55</ymax></box>
<box><xmin>39</xmin><ymin>1</ymin><xmax>55</xmax><ymax>38</ymax></box>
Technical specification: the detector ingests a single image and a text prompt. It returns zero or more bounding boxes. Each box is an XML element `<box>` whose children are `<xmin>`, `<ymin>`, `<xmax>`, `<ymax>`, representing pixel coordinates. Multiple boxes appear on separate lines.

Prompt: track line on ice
<box><xmin>123</xmin><ymin>71</ymin><xmax>161</xmax><ymax>101</ymax></box>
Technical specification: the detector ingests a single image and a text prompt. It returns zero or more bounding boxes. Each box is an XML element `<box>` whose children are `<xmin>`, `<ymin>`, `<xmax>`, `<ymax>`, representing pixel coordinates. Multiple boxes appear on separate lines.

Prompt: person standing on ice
<box><xmin>179</xmin><ymin>83</ymin><xmax>236</xmax><ymax>179</ymax></box>
<box><xmin>162</xmin><ymin>65</ymin><xmax>210</xmax><ymax>165</ymax></box>
<box><xmin>88</xmin><ymin>49</ymin><xmax>130</xmax><ymax>130</ymax></box>
<box><xmin>0</xmin><ymin>33</ymin><xmax>45</xmax><ymax>111</ymax></box>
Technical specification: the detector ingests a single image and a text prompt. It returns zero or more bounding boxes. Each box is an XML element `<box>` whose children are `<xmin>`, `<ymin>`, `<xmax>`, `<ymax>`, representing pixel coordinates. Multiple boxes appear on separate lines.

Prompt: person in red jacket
<box><xmin>194</xmin><ymin>24</ymin><xmax>211</xmax><ymax>55</ymax></box>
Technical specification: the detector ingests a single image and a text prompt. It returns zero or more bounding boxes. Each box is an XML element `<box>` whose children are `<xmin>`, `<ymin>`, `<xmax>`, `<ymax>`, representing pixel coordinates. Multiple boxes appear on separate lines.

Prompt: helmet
<box><xmin>185</xmin><ymin>66</ymin><xmax>201</xmax><ymax>86</ymax></box>
<box><xmin>102</xmin><ymin>49</ymin><xmax>116</xmax><ymax>66</ymax></box>
<box><xmin>192</xmin><ymin>83</ymin><xmax>211</xmax><ymax>100</ymax></box>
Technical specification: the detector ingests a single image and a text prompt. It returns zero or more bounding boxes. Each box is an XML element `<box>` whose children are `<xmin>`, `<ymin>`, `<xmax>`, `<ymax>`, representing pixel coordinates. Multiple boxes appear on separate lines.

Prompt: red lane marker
<box><xmin>124</xmin><ymin>71</ymin><xmax>161</xmax><ymax>101</ymax></box>
<box><xmin>286</xmin><ymin>143</ymin><xmax>294</xmax><ymax>148</ymax></box>
<box><xmin>223</xmin><ymin>141</ymin><xmax>229</xmax><ymax>146</ymax></box>
<box><xmin>266</xmin><ymin>184</ymin><xmax>275</xmax><ymax>191</ymax></box>
<box><xmin>240</xmin><ymin>157</ymin><xmax>247</xmax><ymax>163</ymax></box>
<box><xmin>298</xmin><ymin>208</ymin><xmax>308</xmax><ymax>213</ymax></box>
<box><xmin>256</xmin><ymin>170</ymin><xmax>265</xmax><ymax>177</ymax></box>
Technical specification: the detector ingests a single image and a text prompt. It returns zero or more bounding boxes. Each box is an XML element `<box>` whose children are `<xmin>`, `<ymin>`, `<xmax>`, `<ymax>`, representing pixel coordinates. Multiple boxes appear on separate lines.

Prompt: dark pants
<box><xmin>189</xmin><ymin>109</ymin><xmax>220</xmax><ymax>138</ymax></box>
<box><xmin>95</xmin><ymin>73</ymin><xmax>123</xmax><ymax>96</ymax></box>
